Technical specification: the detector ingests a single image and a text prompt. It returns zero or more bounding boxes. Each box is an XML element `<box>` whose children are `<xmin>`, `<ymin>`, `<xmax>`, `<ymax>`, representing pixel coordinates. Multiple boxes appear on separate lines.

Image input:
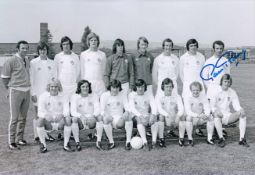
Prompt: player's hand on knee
<box><xmin>123</xmin><ymin>111</ymin><xmax>130</xmax><ymax>120</ymax></box>
<box><xmin>214</xmin><ymin>110</ymin><xmax>223</xmax><ymax>118</ymax></box>
<box><xmin>31</xmin><ymin>95</ymin><xmax>37</xmax><ymax>103</ymax></box>
<box><xmin>199</xmin><ymin>113</ymin><xmax>208</xmax><ymax>121</ymax></box>
<box><xmin>55</xmin><ymin>114</ymin><xmax>64</xmax><ymax>122</ymax></box>
<box><xmin>103</xmin><ymin>115</ymin><xmax>113</xmax><ymax>124</ymax></box>
<box><xmin>96</xmin><ymin>115</ymin><xmax>103</xmax><ymax>122</ymax></box>
<box><xmin>175</xmin><ymin>116</ymin><xmax>180</xmax><ymax>124</ymax></box>
<box><xmin>149</xmin><ymin>114</ymin><xmax>157</xmax><ymax>125</ymax></box>
<box><xmin>141</xmin><ymin>116</ymin><xmax>149</xmax><ymax>126</ymax></box>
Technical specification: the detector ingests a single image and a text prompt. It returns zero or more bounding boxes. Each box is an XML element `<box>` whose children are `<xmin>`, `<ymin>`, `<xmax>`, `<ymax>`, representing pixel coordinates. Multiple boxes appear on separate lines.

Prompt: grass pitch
<box><xmin>0</xmin><ymin>64</ymin><xmax>254</xmax><ymax>175</ymax></box>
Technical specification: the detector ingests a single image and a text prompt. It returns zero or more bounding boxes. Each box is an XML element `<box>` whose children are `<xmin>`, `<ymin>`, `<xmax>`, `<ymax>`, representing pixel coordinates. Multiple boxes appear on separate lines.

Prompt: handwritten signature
<box><xmin>200</xmin><ymin>49</ymin><xmax>246</xmax><ymax>81</ymax></box>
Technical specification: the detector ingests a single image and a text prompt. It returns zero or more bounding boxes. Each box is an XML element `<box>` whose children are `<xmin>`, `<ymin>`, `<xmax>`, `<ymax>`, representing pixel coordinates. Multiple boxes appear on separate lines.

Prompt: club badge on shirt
<box><xmin>88</xmin><ymin>102</ymin><xmax>93</xmax><ymax>106</ymax></box>
<box><xmin>199</xmin><ymin>103</ymin><xmax>203</xmax><ymax>107</ymax></box>
<box><xmin>58</xmin><ymin>102</ymin><xmax>62</xmax><ymax>106</ymax></box>
<box><xmin>37</xmin><ymin>67</ymin><xmax>41</xmax><ymax>71</ymax></box>
<box><xmin>78</xmin><ymin>104</ymin><xmax>83</xmax><ymax>108</ymax></box>
<box><xmin>48</xmin><ymin>66</ymin><xmax>52</xmax><ymax>70</ymax></box>
<box><xmin>196</xmin><ymin>60</ymin><xmax>200</xmax><ymax>65</ymax></box>
<box><xmin>70</xmin><ymin>60</ymin><xmax>74</xmax><ymax>65</ymax></box>
<box><xmin>172</xmin><ymin>61</ymin><xmax>175</xmax><ymax>65</ymax></box>
<box><xmin>170</xmin><ymin>102</ymin><xmax>176</xmax><ymax>106</ymax></box>
<box><xmin>97</xmin><ymin>58</ymin><xmax>101</xmax><ymax>63</ymax></box>
<box><xmin>227</xmin><ymin>97</ymin><xmax>231</xmax><ymax>101</ymax></box>
<box><xmin>60</xmin><ymin>61</ymin><xmax>63</xmax><ymax>64</ymax></box>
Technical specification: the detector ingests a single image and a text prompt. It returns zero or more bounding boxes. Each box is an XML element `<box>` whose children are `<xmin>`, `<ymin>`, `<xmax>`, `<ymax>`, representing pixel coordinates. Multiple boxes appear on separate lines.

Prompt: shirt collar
<box><xmin>137</xmin><ymin>50</ymin><xmax>149</xmax><ymax>57</ymax></box>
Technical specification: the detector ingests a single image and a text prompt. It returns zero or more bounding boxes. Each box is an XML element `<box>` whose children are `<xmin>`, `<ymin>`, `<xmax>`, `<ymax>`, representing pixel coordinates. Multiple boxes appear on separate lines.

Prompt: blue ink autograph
<box><xmin>200</xmin><ymin>49</ymin><xmax>246</xmax><ymax>81</ymax></box>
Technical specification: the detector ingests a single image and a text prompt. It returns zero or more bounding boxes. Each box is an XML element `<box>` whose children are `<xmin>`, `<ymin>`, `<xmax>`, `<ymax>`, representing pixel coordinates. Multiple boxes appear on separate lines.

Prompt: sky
<box><xmin>0</xmin><ymin>0</ymin><xmax>254</xmax><ymax>47</ymax></box>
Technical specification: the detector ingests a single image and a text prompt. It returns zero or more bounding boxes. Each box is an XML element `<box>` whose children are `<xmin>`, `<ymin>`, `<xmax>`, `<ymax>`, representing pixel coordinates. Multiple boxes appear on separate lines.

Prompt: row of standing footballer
<box><xmin>1</xmin><ymin>33</ymin><xmax>249</xmax><ymax>153</ymax></box>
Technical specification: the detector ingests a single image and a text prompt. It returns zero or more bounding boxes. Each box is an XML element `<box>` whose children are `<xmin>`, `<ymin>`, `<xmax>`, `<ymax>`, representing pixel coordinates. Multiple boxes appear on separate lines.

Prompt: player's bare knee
<box><xmin>116</xmin><ymin>118</ymin><xmax>125</xmax><ymax>129</ymax></box>
<box><xmin>159</xmin><ymin>114</ymin><xmax>165</xmax><ymax>122</ymax></box>
<box><xmin>103</xmin><ymin>116</ymin><xmax>113</xmax><ymax>124</ymax></box>
<box><xmin>88</xmin><ymin>118</ymin><xmax>96</xmax><ymax>129</ymax></box>
<box><xmin>72</xmin><ymin>117</ymin><xmax>78</xmax><ymax>123</ymax></box>
<box><xmin>65</xmin><ymin>117</ymin><xmax>72</xmax><ymax>126</ymax></box>
<box><xmin>239</xmin><ymin>110</ymin><xmax>246</xmax><ymax>118</ymax></box>
<box><xmin>96</xmin><ymin>115</ymin><xmax>103</xmax><ymax>122</ymax></box>
<box><xmin>186</xmin><ymin>116</ymin><xmax>192</xmax><ymax>122</ymax></box>
<box><xmin>179</xmin><ymin>115</ymin><xmax>186</xmax><ymax>121</ymax></box>
<box><xmin>37</xmin><ymin>118</ymin><xmax>45</xmax><ymax>127</ymax></box>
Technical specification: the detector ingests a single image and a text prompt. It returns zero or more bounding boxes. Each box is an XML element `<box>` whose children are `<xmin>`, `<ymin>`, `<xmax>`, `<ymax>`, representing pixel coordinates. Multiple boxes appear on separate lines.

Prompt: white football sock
<box><xmin>179</xmin><ymin>121</ymin><xmax>186</xmax><ymax>139</ymax></box>
<box><xmin>33</xmin><ymin>119</ymin><xmax>38</xmax><ymax>138</ymax></box>
<box><xmin>96</xmin><ymin>121</ymin><xmax>103</xmax><ymax>142</ymax></box>
<box><xmin>64</xmin><ymin>126</ymin><xmax>72</xmax><ymax>147</ymax></box>
<box><xmin>158</xmin><ymin>121</ymin><xmax>164</xmax><ymax>139</ymax></box>
<box><xmin>214</xmin><ymin>118</ymin><xmax>223</xmax><ymax>138</ymax></box>
<box><xmin>151</xmin><ymin>122</ymin><xmax>158</xmax><ymax>143</ymax></box>
<box><xmin>137</xmin><ymin>124</ymin><xmax>147</xmax><ymax>144</ymax></box>
<box><xmin>71</xmin><ymin>123</ymin><xmax>79</xmax><ymax>143</ymax></box>
<box><xmin>239</xmin><ymin>117</ymin><xmax>247</xmax><ymax>141</ymax></box>
<box><xmin>37</xmin><ymin>127</ymin><xmax>46</xmax><ymax>147</ymax></box>
<box><xmin>125</xmin><ymin>121</ymin><xmax>133</xmax><ymax>143</ymax></box>
<box><xmin>185</xmin><ymin>121</ymin><xmax>193</xmax><ymax>140</ymax></box>
<box><xmin>103</xmin><ymin>124</ymin><xmax>114</xmax><ymax>143</ymax></box>
<box><xmin>207</xmin><ymin>120</ymin><xmax>214</xmax><ymax>141</ymax></box>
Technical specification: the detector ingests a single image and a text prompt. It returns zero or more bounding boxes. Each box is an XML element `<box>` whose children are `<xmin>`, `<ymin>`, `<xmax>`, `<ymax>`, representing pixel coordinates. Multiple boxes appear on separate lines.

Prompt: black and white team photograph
<box><xmin>0</xmin><ymin>0</ymin><xmax>254</xmax><ymax>174</ymax></box>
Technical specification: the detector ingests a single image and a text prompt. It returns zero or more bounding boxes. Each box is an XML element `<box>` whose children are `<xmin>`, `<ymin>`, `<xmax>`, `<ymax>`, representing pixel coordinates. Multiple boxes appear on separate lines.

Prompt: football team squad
<box><xmin>1</xmin><ymin>33</ymin><xmax>249</xmax><ymax>153</ymax></box>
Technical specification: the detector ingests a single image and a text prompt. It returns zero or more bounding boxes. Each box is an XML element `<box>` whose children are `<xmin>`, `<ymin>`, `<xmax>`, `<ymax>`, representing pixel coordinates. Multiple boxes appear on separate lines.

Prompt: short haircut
<box><xmin>112</xmin><ymin>38</ymin><xmax>126</xmax><ymax>54</ymax></box>
<box><xmin>162</xmin><ymin>38</ymin><xmax>174</xmax><ymax>49</ymax></box>
<box><xmin>133</xmin><ymin>79</ymin><xmax>147</xmax><ymax>92</ymax></box>
<box><xmin>137</xmin><ymin>36</ymin><xmax>149</xmax><ymax>50</ymax></box>
<box><xmin>161</xmin><ymin>78</ymin><xmax>174</xmax><ymax>91</ymax></box>
<box><xmin>189</xmin><ymin>81</ymin><xmax>203</xmax><ymax>92</ymax></box>
<box><xmin>60</xmin><ymin>36</ymin><xmax>73</xmax><ymax>50</ymax></box>
<box><xmin>37</xmin><ymin>41</ymin><xmax>49</xmax><ymax>55</ymax></box>
<box><xmin>186</xmin><ymin>39</ymin><xmax>199</xmax><ymax>51</ymax></box>
<box><xmin>76</xmin><ymin>80</ymin><xmax>92</xmax><ymax>94</ymax></box>
<box><xmin>46</xmin><ymin>80</ymin><xmax>63</xmax><ymax>92</ymax></box>
<box><xmin>87</xmin><ymin>32</ymin><xmax>100</xmax><ymax>47</ymax></box>
<box><xmin>107</xmin><ymin>79</ymin><xmax>122</xmax><ymax>91</ymax></box>
<box><xmin>212</xmin><ymin>40</ymin><xmax>225</xmax><ymax>50</ymax></box>
<box><xmin>220</xmin><ymin>73</ymin><xmax>232</xmax><ymax>86</ymax></box>
<box><xmin>16</xmin><ymin>40</ymin><xmax>29</xmax><ymax>50</ymax></box>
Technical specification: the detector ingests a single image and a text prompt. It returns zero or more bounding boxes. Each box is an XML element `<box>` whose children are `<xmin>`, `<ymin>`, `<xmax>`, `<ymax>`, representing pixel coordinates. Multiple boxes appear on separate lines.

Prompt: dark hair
<box><xmin>37</xmin><ymin>42</ymin><xmax>49</xmax><ymax>55</ymax></box>
<box><xmin>16</xmin><ymin>40</ymin><xmax>29</xmax><ymax>50</ymax></box>
<box><xmin>107</xmin><ymin>79</ymin><xmax>122</xmax><ymax>91</ymax></box>
<box><xmin>133</xmin><ymin>79</ymin><xmax>147</xmax><ymax>92</ymax></box>
<box><xmin>220</xmin><ymin>74</ymin><xmax>232</xmax><ymax>86</ymax></box>
<box><xmin>137</xmin><ymin>36</ymin><xmax>149</xmax><ymax>50</ymax></box>
<box><xmin>162</xmin><ymin>38</ymin><xmax>174</xmax><ymax>49</ymax></box>
<box><xmin>186</xmin><ymin>39</ymin><xmax>199</xmax><ymax>51</ymax></box>
<box><xmin>189</xmin><ymin>81</ymin><xmax>203</xmax><ymax>91</ymax></box>
<box><xmin>76</xmin><ymin>80</ymin><xmax>92</xmax><ymax>94</ymax></box>
<box><xmin>60</xmin><ymin>36</ymin><xmax>73</xmax><ymax>50</ymax></box>
<box><xmin>212</xmin><ymin>40</ymin><xmax>225</xmax><ymax>50</ymax></box>
<box><xmin>112</xmin><ymin>38</ymin><xmax>126</xmax><ymax>54</ymax></box>
<box><xmin>87</xmin><ymin>32</ymin><xmax>100</xmax><ymax>47</ymax></box>
<box><xmin>161</xmin><ymin>78</ymin><xmax>174</xmax><ymax>91</ymax></box>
